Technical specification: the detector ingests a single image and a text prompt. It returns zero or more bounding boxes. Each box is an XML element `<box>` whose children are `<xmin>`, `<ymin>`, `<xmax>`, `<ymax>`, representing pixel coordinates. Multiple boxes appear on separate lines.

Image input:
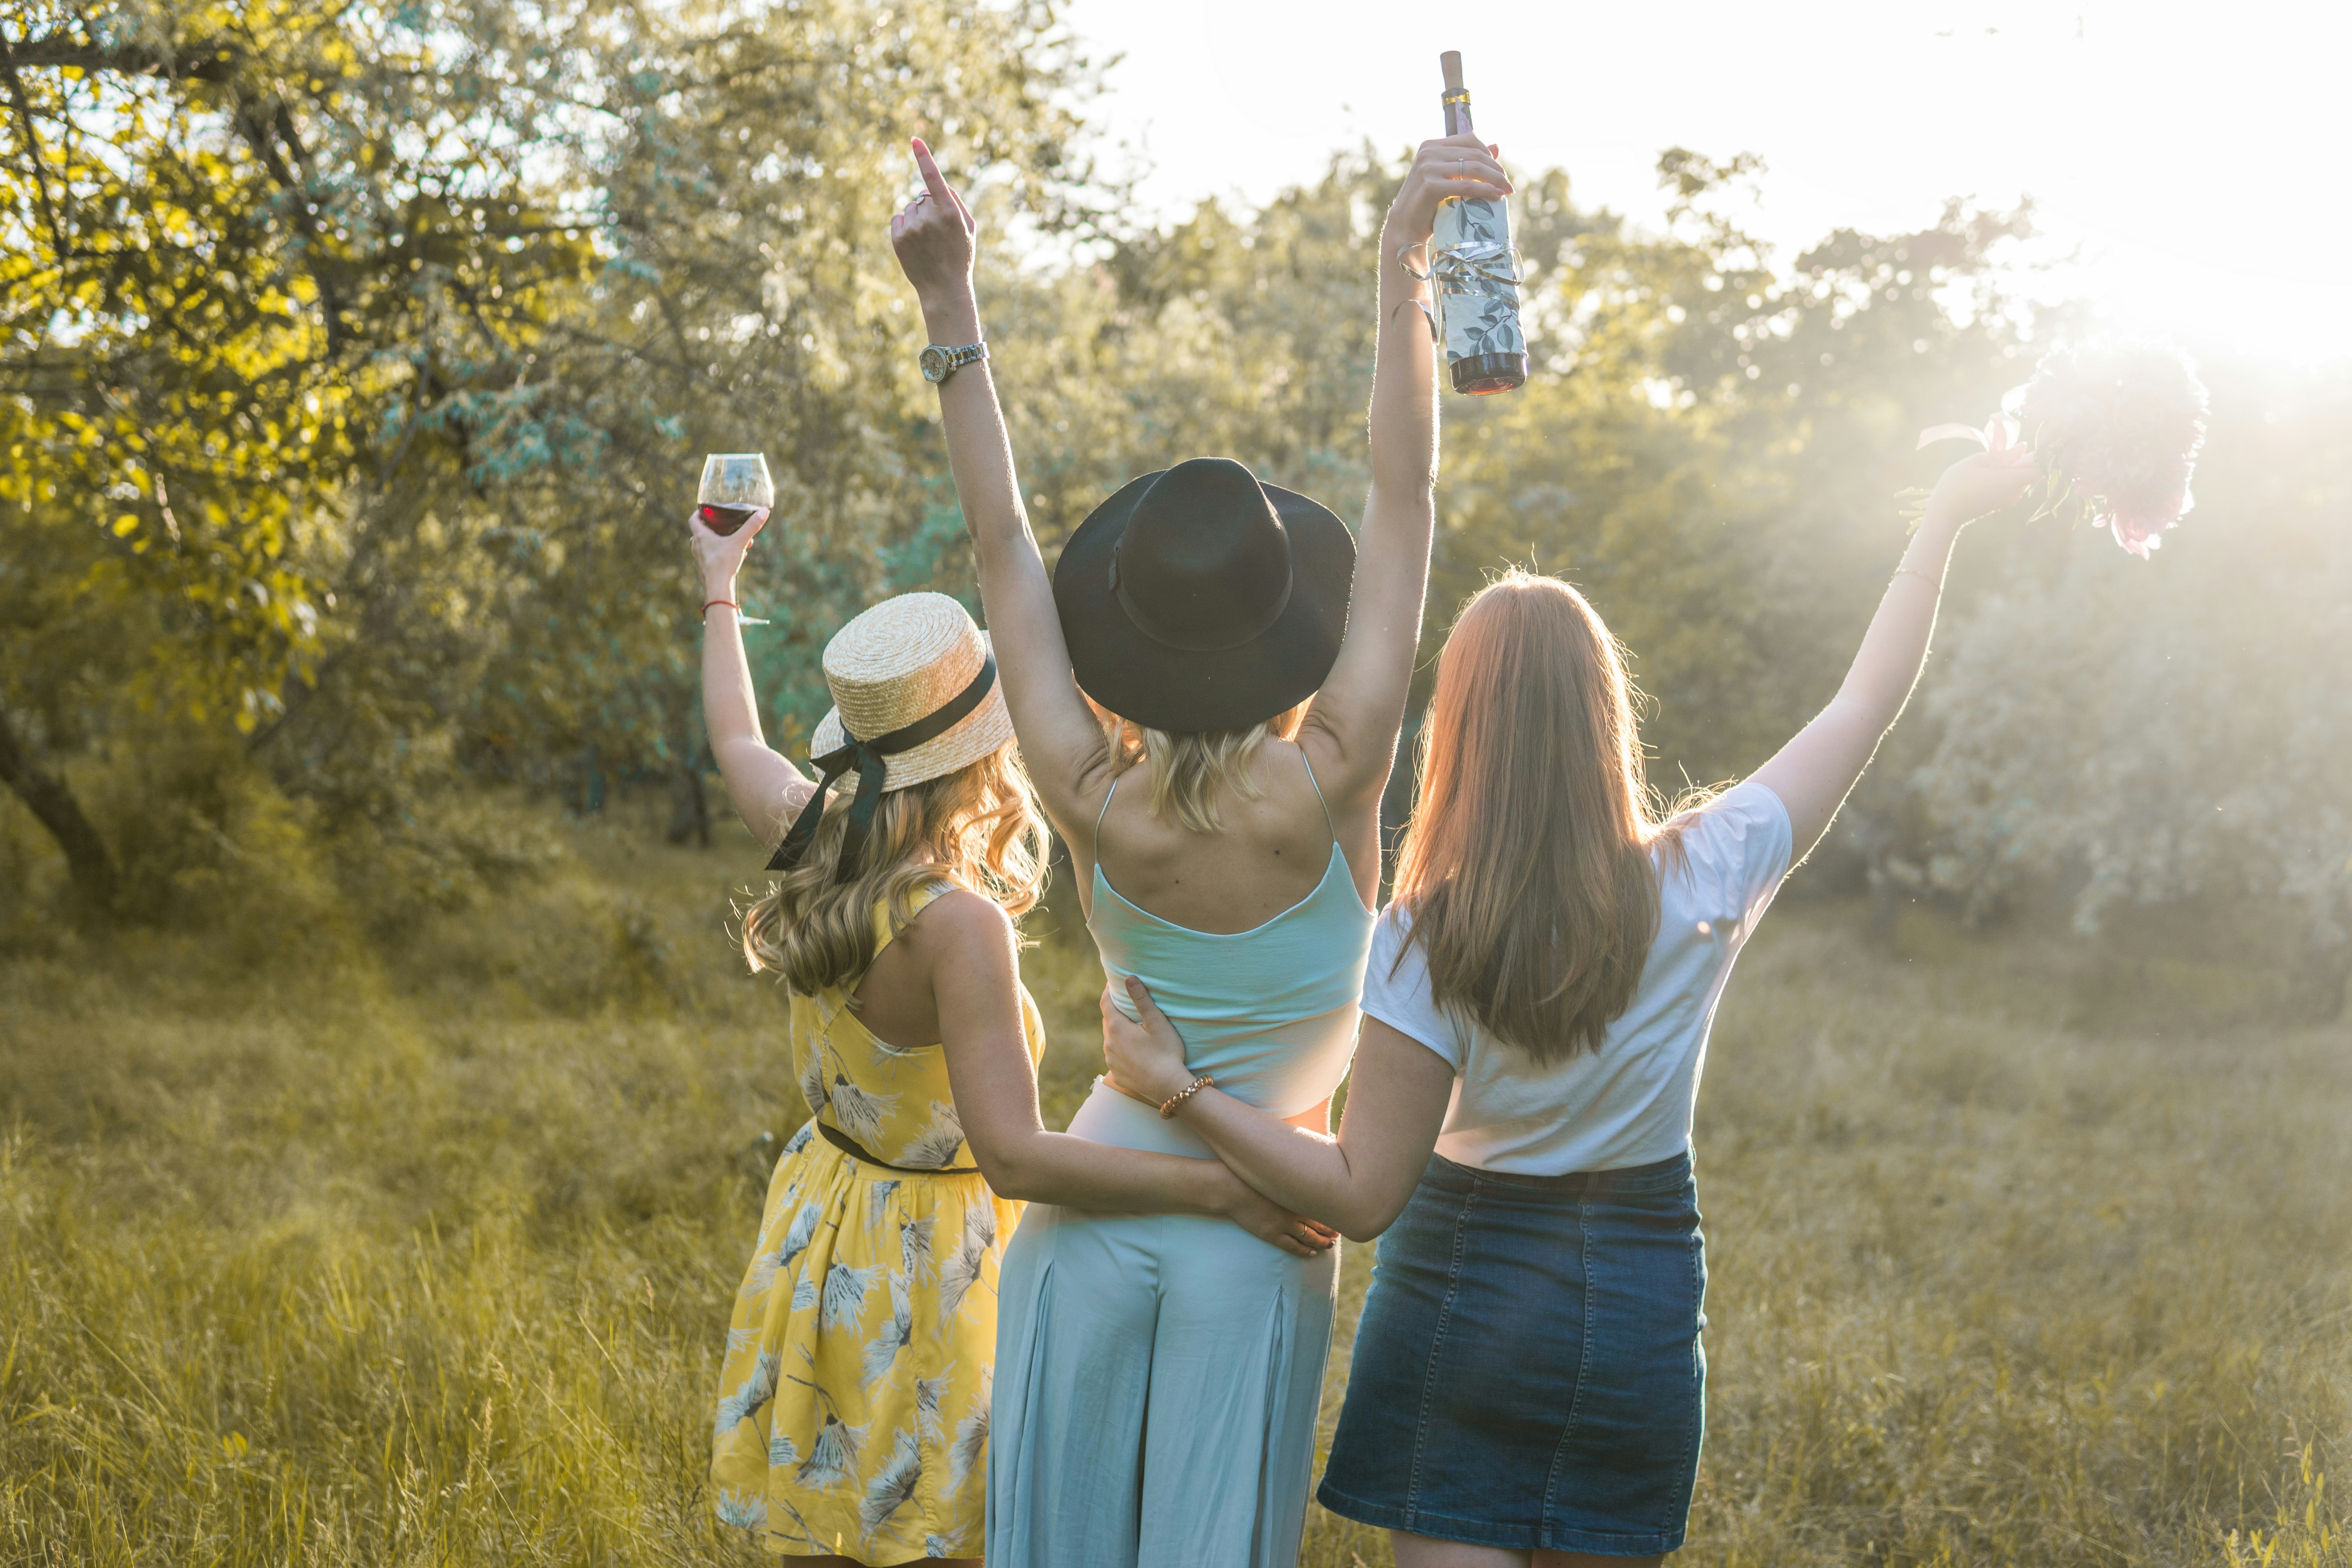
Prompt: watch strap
<box><xmin>922</xmin><ymin>341</ymin><xmax>988</xmax><ymax>382</ymax></box>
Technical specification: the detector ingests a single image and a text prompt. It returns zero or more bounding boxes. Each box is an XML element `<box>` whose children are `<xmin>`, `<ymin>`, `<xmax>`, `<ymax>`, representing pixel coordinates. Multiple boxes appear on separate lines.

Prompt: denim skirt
<box><xmin>1317</xmin><ymin>1151</ymin><xmax>1705</xmax><ymax>1557</ymax></box>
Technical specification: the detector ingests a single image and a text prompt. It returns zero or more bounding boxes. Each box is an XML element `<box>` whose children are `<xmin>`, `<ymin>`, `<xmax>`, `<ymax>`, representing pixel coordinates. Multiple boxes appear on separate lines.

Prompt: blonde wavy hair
<box><xmin>741</xmin><ymin>742</ymin><xmax>1048</xmax><ymax>995</ymax></box>
<box><xmin>1097</xmin><ymin>701</ymin><xmax>1309</xmax><ymax>835</ymax></box>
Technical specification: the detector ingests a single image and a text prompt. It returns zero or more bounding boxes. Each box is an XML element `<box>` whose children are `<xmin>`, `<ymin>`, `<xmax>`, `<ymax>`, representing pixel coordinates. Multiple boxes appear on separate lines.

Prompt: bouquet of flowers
<box><xmin>1918</xmin><ymin>339</ymin><xmax>2210</xmax><ymax>558</ymax></box>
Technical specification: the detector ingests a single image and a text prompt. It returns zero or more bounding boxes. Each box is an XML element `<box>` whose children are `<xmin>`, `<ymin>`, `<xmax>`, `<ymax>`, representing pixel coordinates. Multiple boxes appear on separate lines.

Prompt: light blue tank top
<box><xmin>1087</xmin><ymin>753</ymin><xmax>1376</xmax><ymax>1119</ymax></box>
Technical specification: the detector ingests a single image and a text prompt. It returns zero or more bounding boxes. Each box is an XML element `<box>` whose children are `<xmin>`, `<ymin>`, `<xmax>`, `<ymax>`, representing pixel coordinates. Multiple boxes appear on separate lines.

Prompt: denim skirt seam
<box><xmin>1666</xmin><ymin>1220</ymin><xmax>1708</xmax><ymax>1533</ymax></box>
<box><xmin>1320</xmin><ymin>1483</ymin><xmax>1686</xmax><ymax>1557</ymax></box>
<box><xmin>1401</xmin><ymin>1176</ymin><xmax>1478</xmax><ymax>1529</ymax></box>
<box><xmin>1430</xmin><ymin>1148</ymin><xmax>1690</xmax><ymax>1197</ymax></box>
<box><xmin>1535</xmin><ymin>1191</ymin><xmax>1592</xmax><ymax>1529</ymax></box>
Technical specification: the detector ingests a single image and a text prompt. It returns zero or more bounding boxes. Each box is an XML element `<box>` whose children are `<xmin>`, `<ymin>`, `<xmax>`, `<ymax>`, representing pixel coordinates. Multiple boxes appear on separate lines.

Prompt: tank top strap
<box><xmin>1092</xmin><ymin>774</ymin><xmax>1120</xmax><ymax>863</ymax></box>
<box><xmin>1299</xmin><ymin>749</ymin><xmax>1337</xmax><ymax>845</ymax></box>
<box><xmin>869</xmin><ymin>878</ymin><xmax>952</xmax><ymax>957</ymax></box>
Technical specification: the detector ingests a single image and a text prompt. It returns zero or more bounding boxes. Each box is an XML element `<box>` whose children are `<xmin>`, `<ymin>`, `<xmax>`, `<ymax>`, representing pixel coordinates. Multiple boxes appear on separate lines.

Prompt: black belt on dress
<box><xmin>817</xmin><ymin>1118</ymin><xmax>979</xmax><ymax>1176</ymax></box>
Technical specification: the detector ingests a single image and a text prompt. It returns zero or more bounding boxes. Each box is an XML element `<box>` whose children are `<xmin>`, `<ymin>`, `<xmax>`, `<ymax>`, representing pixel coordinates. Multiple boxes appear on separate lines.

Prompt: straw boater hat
<box><xmin>1053</xmin><ymin>456</ymin><xmax>1356</xmax><ymax>733</ymax></box>
<box><xmin>766</xmin><ymin>592</ymin><xmax>1014</xmax><ymax>877</ymax></box>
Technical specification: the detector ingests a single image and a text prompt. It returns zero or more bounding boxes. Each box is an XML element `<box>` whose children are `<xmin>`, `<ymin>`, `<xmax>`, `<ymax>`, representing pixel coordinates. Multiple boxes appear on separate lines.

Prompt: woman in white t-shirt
<box><xmin>1101</xmin><ymin>446</ymin><xmax>2037</xmax><ymax>1567</ymax></box>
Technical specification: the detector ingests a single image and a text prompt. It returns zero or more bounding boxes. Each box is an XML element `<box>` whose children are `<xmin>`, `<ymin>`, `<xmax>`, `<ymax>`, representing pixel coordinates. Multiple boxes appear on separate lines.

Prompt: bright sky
<box><xmin>1056</xmin><ymin>0</ymin><xmax>2352</xmax><ymax>366</ymax></box>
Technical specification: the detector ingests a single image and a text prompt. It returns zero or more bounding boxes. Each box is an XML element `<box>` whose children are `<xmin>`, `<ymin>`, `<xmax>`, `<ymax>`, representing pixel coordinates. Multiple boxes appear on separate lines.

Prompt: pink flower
<box><xmin>1919</xmin><ymin>340</ymin><xmax>2208</xmax><ymax>560</ymax></box>
<box><xmin>2020</xmin><ymin>339</ymin><xmax>2208</xmax><ymax>558</ymax></box>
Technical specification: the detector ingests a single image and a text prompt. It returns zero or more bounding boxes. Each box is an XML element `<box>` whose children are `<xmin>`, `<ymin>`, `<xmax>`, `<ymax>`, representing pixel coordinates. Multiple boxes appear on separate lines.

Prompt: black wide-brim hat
<box><xmin>1053</xmin><ymin>457</ymin><xmax>1356</xmax><ymax>734</ymax></box>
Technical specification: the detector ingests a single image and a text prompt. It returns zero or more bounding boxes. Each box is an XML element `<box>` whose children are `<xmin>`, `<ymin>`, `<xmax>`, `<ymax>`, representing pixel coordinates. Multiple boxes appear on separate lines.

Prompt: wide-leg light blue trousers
<box><xmin>985</xmin><ymin>1083</ymin><xmax>1339</xmax><ymax>1568</ymax></box>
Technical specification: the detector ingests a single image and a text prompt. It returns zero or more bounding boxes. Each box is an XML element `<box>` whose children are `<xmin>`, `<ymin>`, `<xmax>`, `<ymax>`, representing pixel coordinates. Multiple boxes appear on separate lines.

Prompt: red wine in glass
<box><xmin>697</xmin><ymin>453</ymin><xmax>774</xmax><ymax>536</ymax></box>
<box><xmin>698</xmin><ymin>504</ymin><xmax>762</xmax><ymax>535</ymax></box>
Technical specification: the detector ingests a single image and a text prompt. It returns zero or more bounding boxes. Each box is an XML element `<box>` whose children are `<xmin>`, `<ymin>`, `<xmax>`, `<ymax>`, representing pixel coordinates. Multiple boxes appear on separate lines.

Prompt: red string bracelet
<box><xmin>703</xmin><ymin>599</ymin><xmax>738</xmax><ymax>615</ymax></box>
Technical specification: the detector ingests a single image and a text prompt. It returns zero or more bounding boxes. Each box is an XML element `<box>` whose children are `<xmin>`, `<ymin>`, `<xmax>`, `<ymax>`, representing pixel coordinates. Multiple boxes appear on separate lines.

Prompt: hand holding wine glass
<box><xmin>688</xmin><ymin>504</ymin><xmax>771</xmax><ymax>606</ymax></box>
<box><xmin>688</xmin><ymin>451</ymin><xmax>775</xmax><ymax>601</ymax></box>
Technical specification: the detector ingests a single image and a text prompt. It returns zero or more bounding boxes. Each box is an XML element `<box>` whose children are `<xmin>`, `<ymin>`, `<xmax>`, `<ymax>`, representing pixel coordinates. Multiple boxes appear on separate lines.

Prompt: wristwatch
<box><xmin>919</xmin><ymin>341</ymin><xmax>988</xmax><ymax>383</ymax></box>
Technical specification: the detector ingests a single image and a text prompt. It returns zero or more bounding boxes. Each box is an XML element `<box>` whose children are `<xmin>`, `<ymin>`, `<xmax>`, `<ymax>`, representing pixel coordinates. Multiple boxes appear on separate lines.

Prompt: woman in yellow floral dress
<box><xmin>688</xmin><ymin>555</ymin><xmax>1336</xmax><ymax>1564</ymax></box>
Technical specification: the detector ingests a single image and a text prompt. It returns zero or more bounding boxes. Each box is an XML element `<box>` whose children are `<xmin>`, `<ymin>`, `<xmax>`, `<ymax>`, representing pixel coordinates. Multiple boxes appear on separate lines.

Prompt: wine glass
<box><xmin>697</xmin><ymin>453</ymin><xmax>775</xmax><ymax>536</ymax></box>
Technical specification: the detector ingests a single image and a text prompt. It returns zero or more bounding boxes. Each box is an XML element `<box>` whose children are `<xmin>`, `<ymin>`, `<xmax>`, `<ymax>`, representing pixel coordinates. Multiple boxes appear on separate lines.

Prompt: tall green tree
<box><xmin>0</xmin><ymin>0</ymin><xmax>593</xmax><ymax>914</ymax></box>
<box><xmin>0</xmin><ymin>0</ymin><xmax>1092</xmax><ymax>924</ymax></box>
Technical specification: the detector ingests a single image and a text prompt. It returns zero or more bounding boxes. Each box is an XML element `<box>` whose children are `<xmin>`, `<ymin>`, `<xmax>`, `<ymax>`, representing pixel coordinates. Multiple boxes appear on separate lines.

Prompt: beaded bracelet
<box><xmin>1158</xmin><ymin>1074</ymin><xmax>1215</xmax><ymax>1120</ymax></box>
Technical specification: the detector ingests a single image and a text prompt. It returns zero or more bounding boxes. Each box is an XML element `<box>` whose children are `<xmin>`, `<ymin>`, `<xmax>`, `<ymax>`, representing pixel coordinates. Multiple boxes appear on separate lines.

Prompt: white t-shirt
<box><xmin>1361</xmin><ymin>780</ymin><xmax>1793</xmax><ymax>1175</ymax></box>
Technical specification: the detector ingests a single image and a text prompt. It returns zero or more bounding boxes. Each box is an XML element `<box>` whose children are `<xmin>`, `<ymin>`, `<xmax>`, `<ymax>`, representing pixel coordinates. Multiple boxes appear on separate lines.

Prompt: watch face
<box><xmin>919</xmin><ymin>345</ymin><xmax>950</xmax><ymax>381</ymax></box>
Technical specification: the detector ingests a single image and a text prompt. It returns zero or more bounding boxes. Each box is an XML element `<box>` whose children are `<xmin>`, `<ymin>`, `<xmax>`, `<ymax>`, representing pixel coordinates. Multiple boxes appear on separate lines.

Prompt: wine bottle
<box><xmin>1433</xmin><ymin>51</ymin><xmax>1527</xmax><ymax>396</ymax></box>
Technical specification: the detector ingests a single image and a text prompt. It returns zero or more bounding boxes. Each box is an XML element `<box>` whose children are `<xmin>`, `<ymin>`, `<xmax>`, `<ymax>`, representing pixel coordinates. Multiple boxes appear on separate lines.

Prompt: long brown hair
<box><xmin>740</xmin><ymin>743</ymin><xmax>1048</xmax><ymax>995</ymax></box>
<box><xmin>1391</xmin><ymin>571</ymin><xmax>1700</xmax><ymax>1063</ymax></box>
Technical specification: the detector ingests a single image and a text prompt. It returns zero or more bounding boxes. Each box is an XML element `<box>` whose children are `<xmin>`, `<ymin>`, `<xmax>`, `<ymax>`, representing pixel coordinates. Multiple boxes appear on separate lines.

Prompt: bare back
<box><xmin>1071</xmin><ymin>734</ymin><xmax>1380</xmax><ymax>933</ymax></box>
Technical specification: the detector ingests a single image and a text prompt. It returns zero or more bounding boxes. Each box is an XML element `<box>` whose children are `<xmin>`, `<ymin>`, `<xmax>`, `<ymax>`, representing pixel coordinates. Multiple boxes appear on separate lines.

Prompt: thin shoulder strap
<box><xmin>1299</xmin><ymin>750</ymin><xmax>1337</xmax><ymax>844</ymax></box>
<box><xmin>871</xmin><ymin>880</ymin><xmax>950</xmax><ymax>960</ymax></box>
<box><xmin>1092</xmin><ymin>775</ymin><xmax>1120</xmax><ymax>864</ymax></box>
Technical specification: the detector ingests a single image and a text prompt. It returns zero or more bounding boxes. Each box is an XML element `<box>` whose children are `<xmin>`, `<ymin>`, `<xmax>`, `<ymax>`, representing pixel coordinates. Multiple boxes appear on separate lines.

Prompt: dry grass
<box><xmin>1</xmin><ymin>795</ymin><xmax>2345</xmax><ymax>1566</ymax></box>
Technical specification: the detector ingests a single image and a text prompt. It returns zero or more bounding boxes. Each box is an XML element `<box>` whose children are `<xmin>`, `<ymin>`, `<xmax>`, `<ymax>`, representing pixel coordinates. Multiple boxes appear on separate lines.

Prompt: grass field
<box><xmin>2</xmin><ymin>794</ymin><xmax>2346</xmax><ymax>1566</ymax></box>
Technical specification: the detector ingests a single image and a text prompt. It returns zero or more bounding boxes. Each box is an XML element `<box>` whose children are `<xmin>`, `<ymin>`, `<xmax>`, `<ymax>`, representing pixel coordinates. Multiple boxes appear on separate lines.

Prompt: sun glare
<box><xmin>1063</xmin><ymin>0</ymin><xmax>2352</xmax><ymax>364</ymax></box>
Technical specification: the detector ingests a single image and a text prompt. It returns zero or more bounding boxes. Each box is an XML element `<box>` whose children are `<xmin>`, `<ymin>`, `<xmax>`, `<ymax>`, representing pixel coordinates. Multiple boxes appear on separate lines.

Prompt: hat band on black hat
<box><xmin>766</xmin><ymin>654</ymin><xmax>998</xmax><ymax>881</ymax></box>
<box><xmin>1109</xmin><ymin>537</ymin><xmax>1294</xmax><ymax>654</ymax></box>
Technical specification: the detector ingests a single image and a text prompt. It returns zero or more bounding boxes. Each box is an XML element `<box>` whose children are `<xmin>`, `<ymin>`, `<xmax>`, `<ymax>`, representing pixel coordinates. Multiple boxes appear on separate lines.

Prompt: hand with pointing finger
<box><xmin>889</xmin><ymin>137</ymin><xmax>978</xmax><ymax>316</ymax></box>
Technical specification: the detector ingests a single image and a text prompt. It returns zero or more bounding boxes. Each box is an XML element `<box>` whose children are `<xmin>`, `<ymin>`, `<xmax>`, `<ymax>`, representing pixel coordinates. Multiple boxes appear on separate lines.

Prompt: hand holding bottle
<box><xmin>1385</xmin><ymin>133</ymin><xmax>1512</xmax><ymax>249</ymax></box>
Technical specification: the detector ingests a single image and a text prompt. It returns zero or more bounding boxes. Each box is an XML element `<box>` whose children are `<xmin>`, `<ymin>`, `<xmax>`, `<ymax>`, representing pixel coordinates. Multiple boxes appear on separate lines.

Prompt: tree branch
<box><xmin>0</xmin><ymin>30</ymin><xmax>72</xmax><ymax>259</ymax></box>
<box><xmin>226</xmin><ymin>94</ymin><xmax>352</xmax><ymax>358</ymax></box>
<box><xmin>0</xmin><ymin>698</ymin><xmax>120</xmax><ymax>917</ymax></box>
<box><xmin>3</xmin><ymin>33</ymin><xmax>243</xmax><ymax>83</ymax></box>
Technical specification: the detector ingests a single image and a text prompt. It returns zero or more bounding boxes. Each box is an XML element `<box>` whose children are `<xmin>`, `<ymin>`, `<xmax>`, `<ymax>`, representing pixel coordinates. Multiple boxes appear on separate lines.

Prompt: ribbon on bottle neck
<box><xmin>766</xmin><ymin>654</ymin><xmax>999</xmax><ymax>880</ymax></box>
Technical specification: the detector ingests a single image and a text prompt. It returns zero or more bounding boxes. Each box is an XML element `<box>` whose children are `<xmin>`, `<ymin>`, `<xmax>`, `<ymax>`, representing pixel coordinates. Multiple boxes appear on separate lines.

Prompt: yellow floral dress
<box><xmin>712</xmin><ymin>883</ymin><xmax>1042</xmax><ymax>1561</ymax></box>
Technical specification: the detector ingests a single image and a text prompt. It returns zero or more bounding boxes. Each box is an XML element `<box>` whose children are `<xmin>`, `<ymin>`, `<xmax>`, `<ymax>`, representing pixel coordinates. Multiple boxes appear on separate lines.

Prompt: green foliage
<box><xmin>0</xmin><ymin>0</ymin><xmax>1090</xmax><ymax>919</ymax></box>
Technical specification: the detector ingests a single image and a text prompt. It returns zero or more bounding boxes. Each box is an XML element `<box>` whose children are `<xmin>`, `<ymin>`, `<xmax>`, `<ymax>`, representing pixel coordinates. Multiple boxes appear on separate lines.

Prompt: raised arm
<box><xmin>1750</xmin><ymin>449</ymin><xmax>2038</xmax><ymax>858</ymax></box>
<box><xmin>691</xmin><ymin>506</ymin><xmax>816</xmax><ymax>846</ymax></box>
<box><xmin>917</xmin><ymin>895</ymin><xmax>1334</xmax><ymax>1258</ymax></box>
<box><xmin>1296</xmin><ymin>134</ymin><xmax>1512</xmax><ymax>809</ymax></box>
<box><xmin>1102</xmin><ymin>977</ymin><xmax>1453</xmax><ymax>1242</ymax></box>
<box><xmin>887</xmin><ymin>140</ymin><xmax>1110</xmax><ymax>833</ymax></box>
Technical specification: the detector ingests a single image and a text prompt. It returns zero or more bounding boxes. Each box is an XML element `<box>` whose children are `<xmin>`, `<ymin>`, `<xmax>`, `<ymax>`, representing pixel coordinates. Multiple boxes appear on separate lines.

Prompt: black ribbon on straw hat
<box><xmin>766</xmin><ymin>654</ymin><xmax>999</xmax><ymax>879</ymax></box>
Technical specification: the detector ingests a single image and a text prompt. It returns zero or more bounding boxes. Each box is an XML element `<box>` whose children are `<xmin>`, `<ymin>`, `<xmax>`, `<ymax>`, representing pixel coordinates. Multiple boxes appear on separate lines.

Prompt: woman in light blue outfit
<box><xmin>987</xmin><ymin>762</ymin><xmax>1370</xmax><ymax>1563</ymax></box>
<box><xmin>885</xmin><ymin>130</ymin><xmax>1513</xmax><ymax>1564</ymax></box>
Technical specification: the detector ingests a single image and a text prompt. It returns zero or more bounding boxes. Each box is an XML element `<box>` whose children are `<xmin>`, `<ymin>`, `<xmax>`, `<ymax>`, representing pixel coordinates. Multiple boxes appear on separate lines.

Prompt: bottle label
<box><xmin>1430</xmin><ymin>197</ymin><xmax>1526</xmax><ymax>368</ymax></box>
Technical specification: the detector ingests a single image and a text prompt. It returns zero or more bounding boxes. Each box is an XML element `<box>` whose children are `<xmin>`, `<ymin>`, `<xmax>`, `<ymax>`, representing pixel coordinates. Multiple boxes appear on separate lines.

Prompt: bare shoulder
<box><xmin>1035</xmin><ymin>730</ymin><xmax>1123</xmax><ymax>844</ymax></box>
<box><xmin>898</xmin><ymin>884</ymin><xmax>1017</xmax><ymax>963</ymax></box>
<box><xmin>1294</xmin><ymin>701</ymin><xmax>1401</xmax><ymax>807</ymax></box>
